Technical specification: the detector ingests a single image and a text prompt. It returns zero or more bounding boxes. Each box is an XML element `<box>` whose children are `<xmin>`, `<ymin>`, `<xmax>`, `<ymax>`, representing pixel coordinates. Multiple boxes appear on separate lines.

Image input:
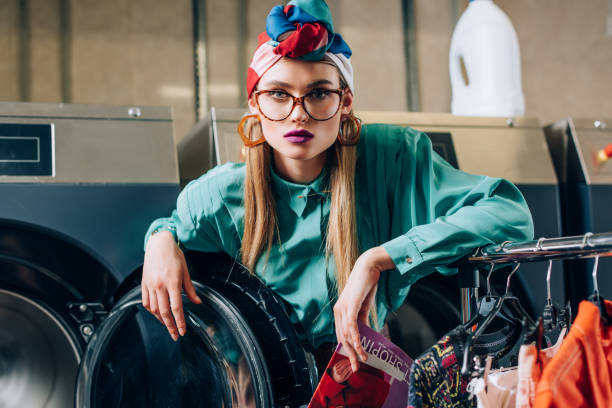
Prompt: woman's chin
<box><xmin>275</xmin><ymin>145</ymin><xmax>325</xmax><ymax>161</ymax></box>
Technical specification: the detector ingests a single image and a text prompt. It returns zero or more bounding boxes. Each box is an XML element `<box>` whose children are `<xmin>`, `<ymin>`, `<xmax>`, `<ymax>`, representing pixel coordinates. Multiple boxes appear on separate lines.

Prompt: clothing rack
<box><xmin>457</xmin><ymin>232</ymin><xmax>612</xmax><ymax>324</ymax></box>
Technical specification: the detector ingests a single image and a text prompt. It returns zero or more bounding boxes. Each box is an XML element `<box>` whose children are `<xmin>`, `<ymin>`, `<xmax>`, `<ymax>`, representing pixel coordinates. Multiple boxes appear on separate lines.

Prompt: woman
<box><xmin>141</xmin><ymin>0</ymin><xmax>533</xmax><ymax>374</ymax></box>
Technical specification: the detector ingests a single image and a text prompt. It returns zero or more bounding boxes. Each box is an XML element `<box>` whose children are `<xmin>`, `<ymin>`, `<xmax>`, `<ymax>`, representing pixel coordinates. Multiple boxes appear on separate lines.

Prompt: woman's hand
<box><xmin>333</xmin><ymin>246</ymin><xmax>395</xmax><ymax>372</ymax></box>
<box><xmin>141</xmin><ymin>230</ymin><xmax>202</xmax><ymax>341</ymax></box>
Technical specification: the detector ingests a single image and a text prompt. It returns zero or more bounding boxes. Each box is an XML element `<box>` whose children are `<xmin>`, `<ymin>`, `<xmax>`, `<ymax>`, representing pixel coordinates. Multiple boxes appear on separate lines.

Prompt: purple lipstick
<box><xmin>284</xmin><ymin>129</ymin><xmax>314</xmax><ymax>143</ymax></box>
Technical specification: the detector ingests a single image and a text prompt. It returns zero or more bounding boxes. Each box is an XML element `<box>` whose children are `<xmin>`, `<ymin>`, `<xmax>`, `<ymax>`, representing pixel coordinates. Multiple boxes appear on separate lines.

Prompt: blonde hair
<box><xmin>241</xmin><ymin>69</ymin><xmax>377</xmax><ymax>327</ymax></box>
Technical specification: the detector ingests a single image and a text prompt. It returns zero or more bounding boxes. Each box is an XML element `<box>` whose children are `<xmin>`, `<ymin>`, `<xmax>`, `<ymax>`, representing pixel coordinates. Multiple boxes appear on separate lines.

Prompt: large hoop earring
<box><xmin>238</xmin><ymin>114</ymin><xmax>266</xmax><ymax>147</ymax></box>
<box><xmin>337</xmin><ymin>114</ymin><xmax>362</xmax><ymax>146</ymax></box>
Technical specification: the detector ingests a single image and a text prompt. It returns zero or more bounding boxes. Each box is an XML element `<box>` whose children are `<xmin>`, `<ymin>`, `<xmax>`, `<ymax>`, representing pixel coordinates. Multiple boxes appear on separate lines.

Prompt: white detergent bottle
<box><xmin>449</xmin><ymin>0</ymin><xmax>525</xmax><ymax>116</ymax></box>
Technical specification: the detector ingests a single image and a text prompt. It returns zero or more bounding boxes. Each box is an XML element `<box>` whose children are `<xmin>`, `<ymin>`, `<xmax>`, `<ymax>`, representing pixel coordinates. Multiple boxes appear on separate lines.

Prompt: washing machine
<box><xmin>0</xmin><ymin>102</ymin><xmax>315</xmax><ymax>407</ymax></box>
<box><xmin>179</xmin><ymin>109</ymin><xmax>561</xmax><ymax>357</ymax></box>
<box><xmin>544</xmin><ymin>118</ymin><xmax>612</xmax><ymax>309</ymax></box>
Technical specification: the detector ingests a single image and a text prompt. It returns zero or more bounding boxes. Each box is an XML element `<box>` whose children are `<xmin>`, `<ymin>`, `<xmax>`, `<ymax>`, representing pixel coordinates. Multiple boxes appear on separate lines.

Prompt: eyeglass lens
<box><xmin>258</xmin><ymin>90</ymin><xmax>341</xmax><ymax>121</ymax></box>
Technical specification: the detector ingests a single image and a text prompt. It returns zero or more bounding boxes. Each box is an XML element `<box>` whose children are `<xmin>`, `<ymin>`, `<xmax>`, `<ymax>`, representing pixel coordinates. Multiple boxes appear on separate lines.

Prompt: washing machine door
<box><xmin>74</xmin><ymin>284</ymin><xmax>273</xmax><ymax>407</ymax></box>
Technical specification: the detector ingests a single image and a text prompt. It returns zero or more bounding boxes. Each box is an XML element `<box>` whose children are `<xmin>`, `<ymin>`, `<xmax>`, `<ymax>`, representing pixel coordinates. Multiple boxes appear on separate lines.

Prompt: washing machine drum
<box><xmin>75</xmin><ymin>252</ymin><xmax>317</xmax><ymax>408</ymax></box>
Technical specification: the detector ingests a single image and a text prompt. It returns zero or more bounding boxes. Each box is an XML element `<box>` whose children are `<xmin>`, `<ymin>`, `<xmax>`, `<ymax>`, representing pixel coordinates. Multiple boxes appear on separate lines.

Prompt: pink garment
<box><xmin>516</xmin><ymin>329</ymin><xmax>567</xmax><ymax>408</ymax></box>
<box><xmin>469</xmin><ymin>367</ymin><xmax>518</xmax><ymax>408</ymax></box>
<box><xmin>515</xmin><ymin>328</ymin><xmax>566</xmax><ymax>408</ymax></box>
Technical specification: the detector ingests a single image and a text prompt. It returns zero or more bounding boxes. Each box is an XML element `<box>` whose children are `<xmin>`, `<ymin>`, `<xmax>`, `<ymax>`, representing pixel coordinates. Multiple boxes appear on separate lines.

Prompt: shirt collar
<box><xmin>270</xmin><ymin>165</ymin><xmax>329</xmax><ymax>217</ymax></box>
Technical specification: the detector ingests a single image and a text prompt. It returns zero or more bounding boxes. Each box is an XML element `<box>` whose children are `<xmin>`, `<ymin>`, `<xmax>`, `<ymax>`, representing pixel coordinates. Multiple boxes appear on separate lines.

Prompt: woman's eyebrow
<box><xmin>260</xmin><ymin>79</ymin><xmax>335</xmax><ymax>89</ymax></box>
<box><xmin>307</xmin><ymin>79</ymin><xmax>334</xmax><ymax>88</ymax></box>
<box><xmin>261</xmin><ymin>80</ymin><xmax>292</xmax><ymax>88</ymax></box>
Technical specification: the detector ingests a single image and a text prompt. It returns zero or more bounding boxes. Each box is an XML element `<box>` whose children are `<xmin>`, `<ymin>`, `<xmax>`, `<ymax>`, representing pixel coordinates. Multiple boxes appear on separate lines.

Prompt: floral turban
<box><xmin>246</xmin><ymin>0</ymin><xmax>354</xmax><ymax>98</ymax></box>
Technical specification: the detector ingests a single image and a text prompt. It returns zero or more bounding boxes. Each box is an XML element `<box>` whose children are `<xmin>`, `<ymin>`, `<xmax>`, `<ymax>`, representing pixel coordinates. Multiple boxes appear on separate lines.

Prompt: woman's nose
<box><xmin>290</xmin><ymin>100</ymin><xmax>309</xmax><ymax>123</ymax></box>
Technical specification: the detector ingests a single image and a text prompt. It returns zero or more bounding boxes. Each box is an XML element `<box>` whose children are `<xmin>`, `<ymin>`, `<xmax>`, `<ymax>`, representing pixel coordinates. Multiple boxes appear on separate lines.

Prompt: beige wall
<box><xmin>414</xmin><ymin>0</ymin><xmax>457</xmax><ymax>113</ymax></box>
<box><xmin>2</xmin><ymin>0</ymin><xmax>611</xmax><ymax>144</ymax></box>
<box><xmin>338</xmin><ymin>0</ymin><xmax>407</xmax><ymax>112</ymax></box>
<box><xmin>416</xmin><ymin>0</ymin><xmax>612</xmax><ymax>125</ymax></box>
<box><xmin>0</xmin><ymin>0</ymin><xmax>21</xmax><ymax>101</ymax></box>
<box><xmin>0</xmin><ymin>0</ymin><xmax>195</xmax><ymax>142</ymax></box>
<box><xmin>498</xmin><ymin>0</ymin><xmax>612</xmax><ymax>124</ymax></box>
<box><xmin>206</xmin><ymin>0</ymin><xmax>243</xmax><ymax>110</ymax></box>
<box><xmin>70</xmin><ymin>0</ymin><xmax>195</xmax><ymax>141</ymax></box>
<box><xmin>30</xmin><ymin>0</ymin><xmax>62</xmax><ymax>102</ymax></box>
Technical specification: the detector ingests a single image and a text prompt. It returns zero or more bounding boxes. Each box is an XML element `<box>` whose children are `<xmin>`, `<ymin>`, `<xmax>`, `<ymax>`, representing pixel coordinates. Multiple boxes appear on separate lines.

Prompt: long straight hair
<box><xmin>241</xmin><ymin>68</ymin><xmax>376</xmax><ymax>326</ymax></box>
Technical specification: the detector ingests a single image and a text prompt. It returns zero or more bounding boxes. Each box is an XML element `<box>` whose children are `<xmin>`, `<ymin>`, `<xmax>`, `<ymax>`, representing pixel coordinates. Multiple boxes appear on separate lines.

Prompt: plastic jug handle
<box><xmin>450</xmin><ymin>52</ymin><xmax>469</xmax><ymax>91</ymax></box>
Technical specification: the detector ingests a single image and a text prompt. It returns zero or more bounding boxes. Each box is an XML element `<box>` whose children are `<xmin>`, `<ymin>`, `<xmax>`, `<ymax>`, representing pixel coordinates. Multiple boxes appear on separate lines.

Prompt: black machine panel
<box><xmin>544</xmin><ymin>119</ymin><xmax>612</xmax><ymax>310</ymax></box>
<box><xmin>514</xmin><ymin>184</ymin><xmax>564</xmax><ymax>316</ymax></box>
<box><xmin>0</xmin><ymin>123</ymin><xmax>54</xmax><ymax>176</ymax></box>
<box><xmin>427</xmin><ymin>132</ymin><xmax>459</xmax><ymax>169</ymax></box>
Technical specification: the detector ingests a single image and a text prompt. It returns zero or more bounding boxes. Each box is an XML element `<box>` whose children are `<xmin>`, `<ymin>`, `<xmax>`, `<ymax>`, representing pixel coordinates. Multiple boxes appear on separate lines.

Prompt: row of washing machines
<box><xmin>0</xmin><ymin>102</ymin><xmax>611</xmax><ymax>407</ymax></box>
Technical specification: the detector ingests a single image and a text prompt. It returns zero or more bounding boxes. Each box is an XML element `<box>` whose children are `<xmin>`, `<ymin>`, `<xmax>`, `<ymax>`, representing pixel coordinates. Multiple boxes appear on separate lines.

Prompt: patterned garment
<box><xmin>246</xmin><ymin>0</ymin><xmax>354</xmax><ymax>97</ymax></box>
<box><xmin>408</xmin><ymin>325</ymin><xmax>521</xmax><ymax>408</ymax></box>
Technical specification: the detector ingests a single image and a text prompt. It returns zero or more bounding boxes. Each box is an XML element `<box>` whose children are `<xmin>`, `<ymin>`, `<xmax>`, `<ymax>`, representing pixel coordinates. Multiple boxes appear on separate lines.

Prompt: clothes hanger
<box><xmin>588</xmin><ymin>255</ymin><xmax>610</xmax><ymax>325</ymax></box>
<box><xmin>461</xmin><ymin>263</ymin><xmax>533</xmax><ymax>376</ymax></box>
<box><xmin>542</xmin><ymin>259</ymin><xmax>558</xmax><ymax>329</ymax></box>
<box><xmin>539</xmin><ymin>259</ymin><xmax>571</xmax><ymax>345</ymax></box>
<box><xmin>462</xmin><ymin>264</ymin><xmax>516</xmax><ymax>333</ymax></box>
<box><xmin>494</xmin><ymin>263</ymin><xmax>535</xmax><ymax>328</ymax></box>
<box><xmin>463</xmin><ymin>265</ymin><xmax>501</xmax><ymax>331</ymax></box>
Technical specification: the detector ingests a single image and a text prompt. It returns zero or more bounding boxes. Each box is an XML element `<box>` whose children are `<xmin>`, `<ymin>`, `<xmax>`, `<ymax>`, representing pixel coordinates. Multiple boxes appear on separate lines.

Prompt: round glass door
<box><xmin>75</xmin><ymin>285</ymin><xmax>273</xmax><ymax>407</ymax></box>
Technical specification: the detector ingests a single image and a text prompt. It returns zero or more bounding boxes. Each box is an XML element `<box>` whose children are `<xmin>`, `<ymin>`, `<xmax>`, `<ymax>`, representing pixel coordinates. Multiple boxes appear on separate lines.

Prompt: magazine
<box><xmin>308</xmin><ymin>321</ymin><xmax>413</xmax><ymax>408</ymax></box>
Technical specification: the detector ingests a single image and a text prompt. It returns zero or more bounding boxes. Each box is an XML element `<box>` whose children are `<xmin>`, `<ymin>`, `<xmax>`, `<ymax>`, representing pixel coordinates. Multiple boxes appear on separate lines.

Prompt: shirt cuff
<box><xmin>144</xmin><ymin>224</ymin><xmax>179</xmax><ymax>250</ymax></box>
<box><xmin>381</xmin><ymin>234</ymin><xmax>424</xmax><ymax>275</ymax></box>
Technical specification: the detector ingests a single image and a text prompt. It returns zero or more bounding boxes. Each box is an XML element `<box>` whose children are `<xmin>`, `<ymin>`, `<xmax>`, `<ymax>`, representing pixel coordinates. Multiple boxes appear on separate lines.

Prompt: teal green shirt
<box><xmin>144</xmin><ymin>124</ymin><xmax>534</xmax><ymax>348</ymax></box>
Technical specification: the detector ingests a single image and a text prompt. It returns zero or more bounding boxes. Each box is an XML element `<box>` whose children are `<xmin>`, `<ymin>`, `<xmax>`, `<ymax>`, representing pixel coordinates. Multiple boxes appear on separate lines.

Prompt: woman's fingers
<box><xmin>347</xmin><ymin>317</ymin><xmax>367</xmax><ymax>362</ymax></box>
<box><xmin>182</xmin><ymin>268</ymin><xmax>202</xmax><ymax>305</ymax></box>
<box><xmin>334</xmin><ymin>304</ymin><xmax>361</xmax><ymax>373</ymax></box>
<box><xmin>169</xmin><ymin>284</ymin><xmax>187</xmax><ymax>337</ymax></box>
<box><xmin>141</xmin><ymin>285</ymin><xmax>149</xmax><ymax>310</ymax></box>
<box><xmin>148</xmin><ymin>289</ymin><xmax>162</xmax><ymax>324</ymax></box>
<box><xmin>156</xmin><ymin>288</ymin><xmax>179</xmax><ymax>341</ymax></box>
<box><xmin>343</xmin><ymin>311</ymin><xmax>364</xmax><ymax>371</ymax></box>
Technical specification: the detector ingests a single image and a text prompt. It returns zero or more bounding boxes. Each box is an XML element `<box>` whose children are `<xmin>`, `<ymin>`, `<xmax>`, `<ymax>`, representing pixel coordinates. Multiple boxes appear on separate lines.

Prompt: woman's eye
<box><xmin>269</xmin><ymin>91</ymin><xmax>290</xmax><ymax>100</ymax></box>
<box><xmin>308</xmin><ymin>89</ymin><xmax>331</xmax><ymax>100</ymax></box>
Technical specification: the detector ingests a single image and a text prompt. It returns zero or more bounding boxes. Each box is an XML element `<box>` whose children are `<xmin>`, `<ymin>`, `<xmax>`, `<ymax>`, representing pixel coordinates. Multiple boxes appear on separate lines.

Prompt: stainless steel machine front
<box><xmin>544</xmin><ymin>118</ymin><xmax>612</xmax><ymax>308</ymax></box>
<box><xmin>0</xmin><ymin>101</ymin><xmax>180</xmax><ymax>408</ymax></box>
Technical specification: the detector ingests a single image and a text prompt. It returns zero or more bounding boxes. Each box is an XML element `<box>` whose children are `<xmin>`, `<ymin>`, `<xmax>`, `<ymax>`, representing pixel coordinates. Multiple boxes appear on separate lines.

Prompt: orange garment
<box><xmin>516</xmin><ymin>327</ymin><xmax>566</xmax><ymax>407</ymax></box>
<box><xmin>534</xmin><ymin>300</ymin><xmax>612</xmax><ymax>408</ymax></box>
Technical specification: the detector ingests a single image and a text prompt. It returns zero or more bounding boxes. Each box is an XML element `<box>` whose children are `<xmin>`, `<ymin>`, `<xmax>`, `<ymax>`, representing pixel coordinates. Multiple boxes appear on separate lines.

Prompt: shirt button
<box><xmin>405</xmin><ymin>257</ymin><xmax>412</xmax><ymax>264</ymax></box>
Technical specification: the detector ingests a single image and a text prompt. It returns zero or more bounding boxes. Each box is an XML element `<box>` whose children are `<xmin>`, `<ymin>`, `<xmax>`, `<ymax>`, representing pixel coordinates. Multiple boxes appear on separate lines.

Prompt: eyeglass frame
<box><xmin>253</xmin><ymin>88</ymin><xmax>346</xmax><ymax>121</ymax></box>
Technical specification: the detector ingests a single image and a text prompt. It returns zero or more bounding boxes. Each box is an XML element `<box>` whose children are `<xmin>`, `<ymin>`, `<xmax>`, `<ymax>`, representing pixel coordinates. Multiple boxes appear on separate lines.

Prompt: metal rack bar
<box><xmin>468</xmin><ymin>232</ymin><xmax>612</xmax><ymax>264</ymax></box>
<box><xmin>458</xmin><ymin>232</ymin><xmax>612</xmax><ymax>323</ymax></box>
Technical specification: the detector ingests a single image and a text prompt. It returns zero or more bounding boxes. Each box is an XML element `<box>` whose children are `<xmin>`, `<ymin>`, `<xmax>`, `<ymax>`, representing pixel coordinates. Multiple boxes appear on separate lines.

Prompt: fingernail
<box><xmin>179</xmin><ymin>328</ymin><xmax>185</xmax><ymax>336</ymax></box>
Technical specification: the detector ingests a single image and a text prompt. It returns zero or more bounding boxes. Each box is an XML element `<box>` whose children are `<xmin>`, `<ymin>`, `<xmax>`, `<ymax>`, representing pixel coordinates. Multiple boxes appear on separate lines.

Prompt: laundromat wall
<box><xmin>2</xmin><ymin>0</ymin><xmax>611</xmax><ymax>145</ymax></box>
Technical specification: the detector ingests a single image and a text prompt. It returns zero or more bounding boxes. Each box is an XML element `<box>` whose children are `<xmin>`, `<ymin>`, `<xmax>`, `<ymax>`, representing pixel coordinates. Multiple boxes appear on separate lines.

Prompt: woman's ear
<box><xmin>247</xmin><ymin>96</ymin><xmax>258</xmax><ymax>115</ymax></box>
<box><xmin>341</xmin><ymin>90</ymin><xmax>354</xmax><ymax>115</ymax></box>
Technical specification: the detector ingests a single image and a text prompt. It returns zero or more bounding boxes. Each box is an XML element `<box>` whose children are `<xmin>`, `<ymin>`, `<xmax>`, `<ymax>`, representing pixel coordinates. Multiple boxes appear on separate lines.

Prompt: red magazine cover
<box><xmin>308</xmin><ymin>322</ymin><xmax>413</xmax><ymax>408</ymax></box>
